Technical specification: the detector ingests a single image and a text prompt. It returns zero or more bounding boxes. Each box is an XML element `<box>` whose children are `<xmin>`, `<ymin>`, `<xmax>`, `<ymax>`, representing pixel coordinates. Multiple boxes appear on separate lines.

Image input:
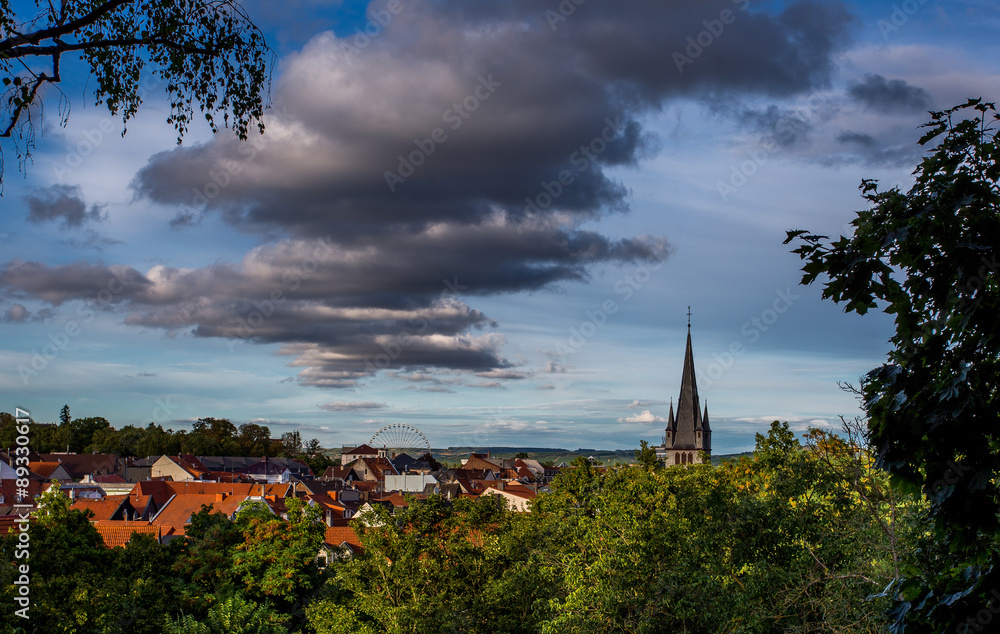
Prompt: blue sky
<box><xmin>1</xmin><ymin>0</ymin><xmax>998</xmax><ymax>453</ymax></box>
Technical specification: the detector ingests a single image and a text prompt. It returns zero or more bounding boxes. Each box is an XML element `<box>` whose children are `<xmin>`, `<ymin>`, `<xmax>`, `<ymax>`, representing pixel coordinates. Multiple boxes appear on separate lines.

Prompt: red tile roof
<box><xmin>94</xmin><ymin>521</ymin><xmax>163</xmax><ymax>548</ymax></box>
<box><xmin>37</xmin><ymin>453</ymin><xmax>118</xmax><ymax>478</ymax></box>
<box><xmin>28</xmin><ymin>461</ymin><xmax>69</xmax><ymax>479</ymax></box>
<box><xmin>323</xmin><ymin>526</ymin><xmax>363</xmax><ymax>553</ymax></box>
<box><xmin>71</xmin><ymin>495</ymin><xmax>129</xmax><ymax>521</ymax></box>
<box><xmin>149</xmin><ymin>492</ymin><xmax>250</xmax><ymax>536</ymax></box>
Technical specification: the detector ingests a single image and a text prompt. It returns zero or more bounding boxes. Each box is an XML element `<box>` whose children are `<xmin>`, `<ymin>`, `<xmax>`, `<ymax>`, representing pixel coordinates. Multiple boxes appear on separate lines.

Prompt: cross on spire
<box><xmin>687</xmin><ymin>305</ymin><xmax>692</xmax><ymax>329</ymax></box>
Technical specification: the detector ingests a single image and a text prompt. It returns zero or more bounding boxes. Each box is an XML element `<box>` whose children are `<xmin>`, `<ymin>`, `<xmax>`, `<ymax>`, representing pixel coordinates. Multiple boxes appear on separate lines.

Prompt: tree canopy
<box><xmin>786</xmin><ymin>98</ymin><xmax>1000</xmax><ymax>631</ymax></box>
<box><xmin>0</xmin><ymin>0</ymin><xmax>271</xmax><ymax>182</ymax></box>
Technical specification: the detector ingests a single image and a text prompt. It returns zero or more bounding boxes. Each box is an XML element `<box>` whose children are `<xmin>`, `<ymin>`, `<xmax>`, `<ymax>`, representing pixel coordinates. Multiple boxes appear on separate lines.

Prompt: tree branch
<box><xmin>0</xmin><ymin>0</ymin><xmax>134</xmax><ymax>53</ymax></box>
<box><xmin>6</xmin><ymin>36</ymin><xmax>223</xmax><ymax>58</ymax></box>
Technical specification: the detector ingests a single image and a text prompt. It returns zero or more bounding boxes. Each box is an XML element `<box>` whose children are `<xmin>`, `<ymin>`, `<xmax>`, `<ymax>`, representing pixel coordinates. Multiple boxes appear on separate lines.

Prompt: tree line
<box><xmin>0</xmin><ymin>408</ymin><xmax>333</xmax><ymax>475</ymax></box>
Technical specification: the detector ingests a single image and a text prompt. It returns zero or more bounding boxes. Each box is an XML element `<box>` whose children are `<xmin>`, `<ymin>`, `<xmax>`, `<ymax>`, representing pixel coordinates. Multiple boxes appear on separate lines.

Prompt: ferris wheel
<box><xmin>369</xmin><ymin>423</ymin><xmax>431</xmax><ymax>457</ymax></box>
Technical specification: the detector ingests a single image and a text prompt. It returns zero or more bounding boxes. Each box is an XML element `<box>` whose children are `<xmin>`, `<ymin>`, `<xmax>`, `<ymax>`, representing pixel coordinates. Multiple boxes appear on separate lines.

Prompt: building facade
<box><xmin>655</xmin><ymin>323</ymin><xmax>712</xmax><ymax>466</ymax></box>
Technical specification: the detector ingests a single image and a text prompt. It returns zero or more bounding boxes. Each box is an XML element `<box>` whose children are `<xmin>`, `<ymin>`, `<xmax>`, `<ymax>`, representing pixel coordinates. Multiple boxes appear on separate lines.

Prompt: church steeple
<box><xmin>656</xmin><ymin>308</ymin><xmax>712</xmax><ymax>466</ymax></box>
<box><xmin>672</xmin><ymin>315</ymin><xmax>702</xmax><ymax>449</ymax></box>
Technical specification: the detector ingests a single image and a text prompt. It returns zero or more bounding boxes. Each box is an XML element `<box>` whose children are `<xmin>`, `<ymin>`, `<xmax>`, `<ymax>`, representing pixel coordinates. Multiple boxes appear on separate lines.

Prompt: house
<box><xmin>37</xmin><ymin>453</ymin><xmax>119</xmax><ymax>479</ymax></box>
<box><xmin>0</xmin><ymin>477</ymin><xmax>45</xmax><ymax>508</ymax></box>
<box><xmin>239</xmin><ymin>457</ymin><xmax>293</xmax><ymax>483</ymax></box>
<box><xmin>513</xmin><ymin>458</ymin><xmax>546</xmax><ymax>482</ymax></box>
<box><xmin>44</xmin><ymin>482</ymin><xmax>105</xmax><ymax>500</ymax></box>
<box><xmin>320</xmin><ymin>466</ymin><xmax>360</xmax><ymax>483</ymax></box>
<box><xmin>81</xmin><ymin>473</ymin><xmax>133</xmax><ymax>495</ymax></box>
<box><xmin>196</xmin><ymin>456</ymin><xmax>314</xmax><ymax>480</ymax></box>
<box><xmin>151</xmin><ymin>455</ymin><xmax>212</xmax><ymax>481</ymax></box>
<box><xmin>340</xmin><ymin>444</ymin><xmax>380</xmax><ymax>464</ymax></box>
<box><xmin>463</xmin><ymin>452</ymin><xmax>502</xmax><ymax>473</ymax></box>
<box><xmin>345</xmin><ymin>457</ymin><xmax>398</xmax><ymax>484</ymax></box>
<box><xmin>319</xmin><ymin>526</ymin><xmax>364</xmax><ymax>565</ymax></box>
<box><xmin>384</xmin><ymin>472</ymin><xmax>438</xmax><ymax>493</ymax></box>
<box><xmin>71</xmin><ymin>494</ymin><xmax>140</xmax><ymax>521</ymax></box>
<box><xmin>479</xmin><ymin>482</ymin><xmax>537</xmax><ymax>512</ymax></box>
<box><xmin>149</xmin><ymin>490</ymin><xmax>252</xmax><ymax>538</ymax></box>
<box><xmin>121</xmin><ymin>456</ymin><xmax>157</xmax><ymax>482</ymax></box>
<box><xmin>28</xmin><ymin>461</ymin><xmax>74</xmax><ymax>482</ymax></box>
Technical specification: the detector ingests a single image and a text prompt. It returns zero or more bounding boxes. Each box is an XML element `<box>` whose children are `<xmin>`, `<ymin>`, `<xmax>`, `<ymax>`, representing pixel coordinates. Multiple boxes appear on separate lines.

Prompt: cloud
<box><xmin>848</xmin><ymin>73</ymin><xmax>931</xmax><ymax>113</ymax></box>
<box><xmin>2</xmin><ymin>304</ymin><xmax>30</xmax><ymax>322</ymax></box>
<box><xmin>627</xmin><ymin>399</ymin><xmax>653</xmax><ymax>409</ymax></box>
<box><xmin>2</xmin><ymin>0</ymin><xmax>858</xmax><ymax>390</ymax></box>
<box><xmin>617</xmin><ymin>409</ymin><xmax>666</xmax><ymax>424</ymax></box>
<box><xmin>537</xmin><ymin>384</ymin><xmax>556</xmax><ymax>390</ymax></box>
<box><xmin>318</xmin><ymin>401</ymin><xmax>387</xmax><ymax>412</ymax></box>
<box><xmin>475</xmin><ymin>369</ymin><xmax>530</xmax><ymax>380</ymax></box>
<box><xmin>25</xmin><ymin>185</ymin><xmax>106</xmax><ymax>228</ymax></box>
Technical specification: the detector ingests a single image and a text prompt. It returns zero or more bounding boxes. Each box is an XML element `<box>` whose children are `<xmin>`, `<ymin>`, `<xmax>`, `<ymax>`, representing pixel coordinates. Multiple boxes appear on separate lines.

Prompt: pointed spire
<box><xmin>673</xmin><ymin>320</ymin><xmax>701</xmax><ymax>448</ymax></box>
<box><xmin>701</xmin><ymin>401</ymin><xmax>710</xmax><ymax>433</ymax></box>
<box><xmin>668</xmin><ymin>398</ymin><xmax>675</xmax><ymax>430</ymax></box>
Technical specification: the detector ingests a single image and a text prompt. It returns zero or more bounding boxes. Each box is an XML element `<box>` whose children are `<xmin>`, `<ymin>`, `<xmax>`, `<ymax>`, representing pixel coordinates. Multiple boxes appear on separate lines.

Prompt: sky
<box><xmin>1</xmin><ymin>0</ymin><xmax>998</xmax><ymax>453</ymax></box>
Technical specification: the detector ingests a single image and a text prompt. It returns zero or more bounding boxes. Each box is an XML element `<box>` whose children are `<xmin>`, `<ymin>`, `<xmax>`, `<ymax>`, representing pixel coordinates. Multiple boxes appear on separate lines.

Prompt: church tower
<box><xmin>656</xmin><ymin>310</ymin><xmax>711</xmax><ymax>466</ymax></box>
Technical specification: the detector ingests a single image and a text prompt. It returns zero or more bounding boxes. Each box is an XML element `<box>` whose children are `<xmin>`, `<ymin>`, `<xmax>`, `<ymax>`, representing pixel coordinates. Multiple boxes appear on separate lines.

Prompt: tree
<box><xmin>0</xmin><ymin>0</ymin><xmax>271</xmax><ymax>183</ymax></box>
<box><xmin>231</xmin><ymin>498</ymin><xmax>325</xmax><ymax>608</ymax></box>
<box><xmin>634</xmin><ymin>439</ymin><xmax>660</xmax><ymax>469</ymax></box>
<box><xmin>59</xmin><ymin>405</ymin><xmax>70</xmax><ymax>426</ymax></box>
<box><xmin>279</xmin><ymin>431</ymin><xmax>302</xmax><ymax>458</ymax></box>
<box><xmin>514</xmin><ymin>451</ymin><xmax>530</xmax><ymax>460</ymax></box>
<box><xmin>785</xmin><ymin>98</ymin><xmax>1000</xmax><ymax>630</ymax></box>
<box><xmin>305</xmin><ymin>438</ymin><xmax>322</xmax><ymax>456</ymax></box>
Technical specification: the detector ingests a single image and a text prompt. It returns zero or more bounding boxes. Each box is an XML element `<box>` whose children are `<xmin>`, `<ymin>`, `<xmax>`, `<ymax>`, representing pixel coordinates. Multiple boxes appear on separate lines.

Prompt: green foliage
<box><xmin>165</xmin><ymin>593</ymin><xmax>289</xmax><ymax>634</ymax></box>
<box><xmin>0</xmin><ymin>412</ymin><xmax>291</xmax><ymax>459</ymax></box>
<box><xmin>334</xmin><ymin>494</ymin><xmax>546</xmax><ymax>633</ymax></box>
<box><xmin>786</xmin><ymin>99</ymin><xmax>1000</xmax><ymax>630</ymax></box>
<box><xmin>232</xmin><ymin>498</ymin><xmax>326</xmax><ymax>607</ymax></box>
<box><xmin>634</xmin><ymin>439</ymin><xmax>661</xmax><ymax>469</ymax></box>
<box><xmin>0</xmin><ymin>0</ymin><xmax>271</xmax><ymax>183</ymax></box>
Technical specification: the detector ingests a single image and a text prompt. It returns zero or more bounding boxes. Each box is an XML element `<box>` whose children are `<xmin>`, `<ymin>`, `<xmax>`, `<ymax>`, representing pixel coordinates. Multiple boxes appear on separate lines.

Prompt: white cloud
<box><xmin>617</xmin><ymin>409</ymin><xmax>666</xmax><ymax>424</ymax></box>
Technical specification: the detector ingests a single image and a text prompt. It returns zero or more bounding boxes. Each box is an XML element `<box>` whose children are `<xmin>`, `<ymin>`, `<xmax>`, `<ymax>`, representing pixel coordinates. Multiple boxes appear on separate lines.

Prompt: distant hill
<box><xmin>324</xmin><ymin>446</ymin><xmax>754</xmax><ymax>467</ymax></box>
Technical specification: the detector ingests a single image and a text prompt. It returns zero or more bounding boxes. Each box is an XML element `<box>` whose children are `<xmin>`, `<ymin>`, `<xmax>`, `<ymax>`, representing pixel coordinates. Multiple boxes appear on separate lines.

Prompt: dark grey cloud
<box><xmin>25</xmin><ymin>185</ymin><xmax>105</xmax><ymax>228</ymax></box>
<box><xmin>848</xmin><ymin>73</ymin><xmax>931</xmax><ymax>113</ymax></box>
<box><xmin>733</xmin><ymin>103</ymin><xmax>817</xmax><ymax>148</ymax></box>
<box><xmin>133</xmin><ymin>0</ymin><xmax>854</xmax><ymax>240</ymax></box>
<box><xmin>318</xmin><ymin>401</ymin><xmax>387</xmax><ymax>412</ymax></box>
<box><xmin>836</xmin><ymin>130</ymin><xmax>876</xmax><ymax>147</ymax></box>
<box><xmin>0</xmin><ymin>260</ymin><xmax>151</xmax><ymax>305</ymax></box>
